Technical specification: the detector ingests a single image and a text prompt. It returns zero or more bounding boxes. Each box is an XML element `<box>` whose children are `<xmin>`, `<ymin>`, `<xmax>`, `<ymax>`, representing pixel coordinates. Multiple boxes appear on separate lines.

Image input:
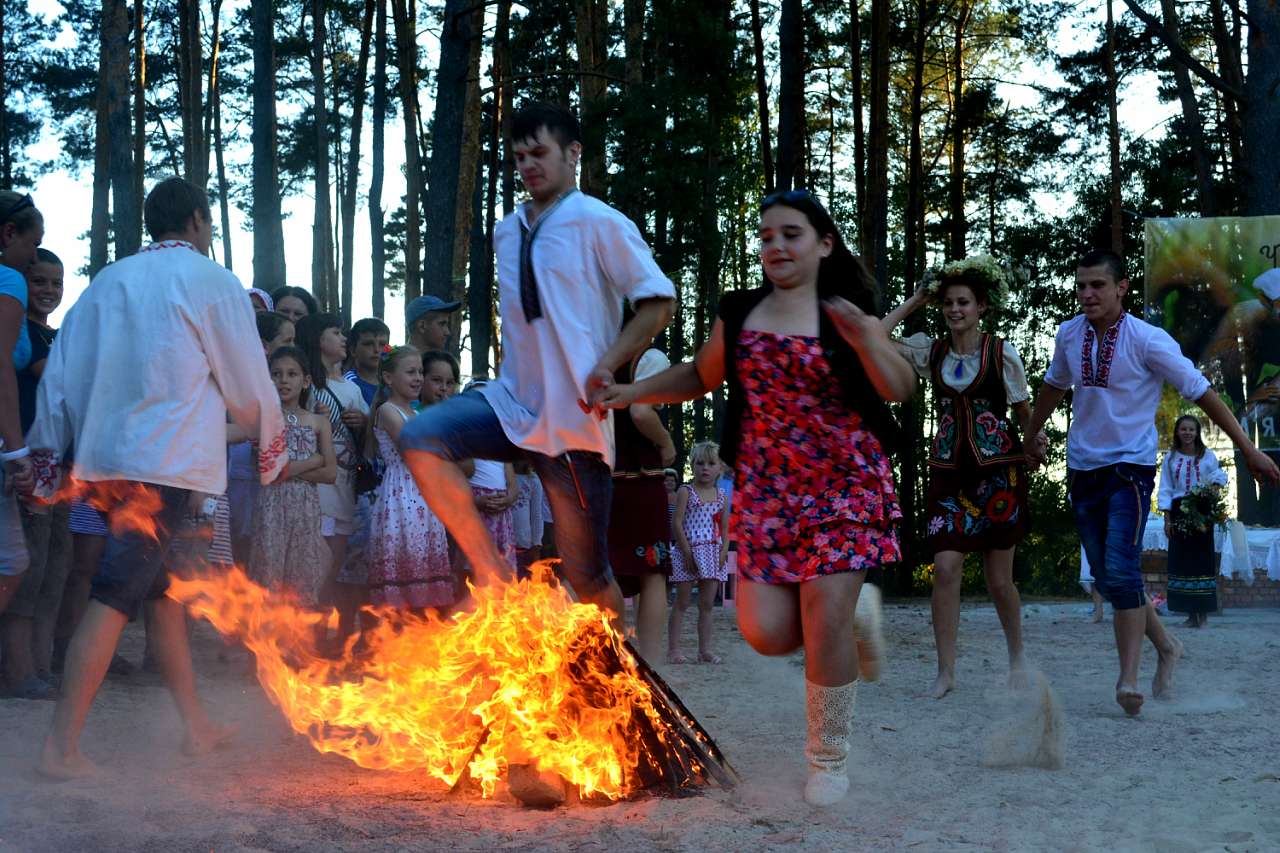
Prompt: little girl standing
<box><xmin>366</xmin><ymin>347</ymin><xmax>454</xmax><ymax>611</ymax></box>
<box><xmin>598</xmin><ymin>190</ymin><xmax>912</xmax><ymax>806</ymax></box>
<box><xmin>249</xmin><ymin>346</ymin><xmax>335</xmax><ymax>607</ymax></box>
<box><xmin>669</xmin><ymin>441</ymin><xmax>729</xmax><ymax>665</ymax></box>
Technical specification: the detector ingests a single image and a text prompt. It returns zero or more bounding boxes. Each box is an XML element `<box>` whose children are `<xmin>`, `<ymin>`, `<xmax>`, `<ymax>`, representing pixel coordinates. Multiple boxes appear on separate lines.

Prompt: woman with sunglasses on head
<box><xmin>594</xmin><ymin>189</ymin><xmax>913</xmax><ymax>806</ymax></box>
<box><xmin>882</xmin><ymin>258</ymin><xmax>1031</xmax><ymax>700</ymax></box>
<box><xmin>0</xmin><ymin>191</ymin><xmax>44</xmax><ymax>614</ymax></box>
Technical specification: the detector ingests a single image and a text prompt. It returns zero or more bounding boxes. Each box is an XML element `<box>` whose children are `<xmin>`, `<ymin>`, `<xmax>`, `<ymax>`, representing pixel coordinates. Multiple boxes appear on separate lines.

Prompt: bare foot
<box><xmin>666</xmin><ymin>651</ymin><xmax>690</xmax><ymax>665</ymax></box>
<box><xmin>1089</xmin><ymin>608</ymin><xmax>1104</xmax><ymax>624</ymax></box>
<box><xmin>930</xmin><ymin>672</ymin><xmax>955</xmax><ymax>699</ymax></box>
<box><xmin>1152</xmin><ymin>636</ymin><xmax>1184</xmax><ymax>700</ymax></box>
<box><xmin>181</xmin><ymin>721</ymin><xmax>238</xmax><ymax>757</ymax></box>
<box><xmin>1116</xmin><ymin>684</ymin><xmax>1144</xmax><ymax>716</ymax></box>
<box><xmin>697</xmin><ymin>652</ymin><xmax>722</xmax><ymax>664</ymax></box>
<box><xmin>39</xmin><ymin>738</ymin><xmax>100</xmax><ymax>781</ymax></box>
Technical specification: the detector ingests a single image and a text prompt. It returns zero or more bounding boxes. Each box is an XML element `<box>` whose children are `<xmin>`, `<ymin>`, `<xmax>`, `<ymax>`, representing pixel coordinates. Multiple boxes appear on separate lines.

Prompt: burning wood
<box><xmin>167</xmin><ymin>562</ymin><xmax>737</xmax><ymax>803</ymax></box>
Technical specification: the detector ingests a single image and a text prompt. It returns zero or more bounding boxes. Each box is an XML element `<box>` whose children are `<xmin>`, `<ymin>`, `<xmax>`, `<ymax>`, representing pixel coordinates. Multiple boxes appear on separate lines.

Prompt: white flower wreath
<box><xmin>920</xmin><ymin>254</ymin><xmax>1016</xmax><ymax>308</ymax></box>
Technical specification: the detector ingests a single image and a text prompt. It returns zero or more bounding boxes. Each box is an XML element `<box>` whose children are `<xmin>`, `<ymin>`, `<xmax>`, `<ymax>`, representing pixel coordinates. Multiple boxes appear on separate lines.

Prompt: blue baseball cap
<box><xmin>406</xmin><ymin>294</ymin><xmax>462</xmax><ymax>328</ymax></box>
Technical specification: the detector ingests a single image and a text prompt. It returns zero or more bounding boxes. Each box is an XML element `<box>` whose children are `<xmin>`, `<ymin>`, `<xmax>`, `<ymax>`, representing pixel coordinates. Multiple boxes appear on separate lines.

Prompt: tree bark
<box><xmin>775</xmin><ymin>0</ymin><xmax>803</xmax><ymax>191</ymax></box>
<box><xmin>1105</xmin><ymin>0</ymin><xmax>1123</xmax><ymax>255</ymax></box>
<box><xmin>1242</xmin><ymin>0</ymin><xmax>1280</xmax><ymax>216</ymax></box>
<box><xmin>132</xmin><ymin>0</ymin><xmax>145</xmax><ymax>242</ymax></box>
<box><xmin>863</xmin><ymin>0</ymin><xmax>890</xmax><ymax>281</ymax></box>
<box><xmin>370</xmin><ymin>0</ymin><xmax>387</xmax><ymax>319</ymax></box>
<box><xmin>1159</xmin><ymin>0</ymin><xmax>1216</xmax><ymax>216</ymax></box>
<box><xmin>177</xmin><ymin>0</ymin><xmax>204</xmax><ymax>188</ymax></box>
<box><xmin>468</xmin><ymin>141</ymin><xmax>491</xmax><ymax>378</ymax></box>
<box><xmin>105</xmin><ymin>0</ymin><xmax>140</xmax><ymax>257</ymax></box>
<box><xmin>0</xmin><ymin>3</ymin><xmax>7</xmax><ymax>187</ymax></box>
<box><xmin>213</xmin><ymin>25</ymin><xmax>232</xmax><ymax>269</ymax></box>
<box><xmin>1208</xmin><ymin>0</ymin><xmax>1244</xmax><ymax>184</ymax></box>
<box><xmin>450</xmin><ymin>4</ymin><xmax>486</xmax><ymax>331</ymax></box>
<box><xmin>391</xmin><ymin>0</ymin><xmax>421</xmax><ymax>303</ymax></box>
<box><xmin>947</xmin><ymin>1</ymin><xmax>970</xmax><ymax>262</ymax></box>
<box><xmin>252</xmin><ymin>0</ymin><xmax>286</xmax><ymax>290</ymax></box>
<box><xmin>90</xmin><ymin>39</ymin><xmax>112</xmax><ymax>275</ymax></box>
<box><xmin>574</xmin><ymin>0</ymin><xmax>608</xmax><ymax>196</ymax></box>
<box><xmin>850</xmin><ymin>0</ymin><xmax>865</xmax><ymax>242</ymax></box>
<box><xmin>310</xmin><ymin>0</ymin><xmax>335</xmax><ymax>311</ymax></box>
<box><xmin>340</xmin><ymin>0</ymin><xmax>375</xmax><ymax>328</ymax></box>
<box><xmin>749</xmin><ymin>0</ymin><xmax>774</xmax><ymax>194</ymax></box>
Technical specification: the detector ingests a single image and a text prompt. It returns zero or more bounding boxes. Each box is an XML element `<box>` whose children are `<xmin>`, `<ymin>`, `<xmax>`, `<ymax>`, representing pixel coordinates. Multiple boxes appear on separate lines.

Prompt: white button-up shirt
<box><xmin>1045</xmin><ymin>312</ymin><xmax>1211</xmax><ymax>471</ymax></box>
<box><xmin>479</xmin><ymin>191</ymin><xmax>676</xmax><ymax>467</ymax></box>
<box><xmin>28</xmin><ymin>241</ymin><xmax>287</xmax><ymax>493</ymax></box>
<box><xmin>1157</xmin><ymin>448</ymin><xmax>1228</xmax><ymax>510</ymax></box>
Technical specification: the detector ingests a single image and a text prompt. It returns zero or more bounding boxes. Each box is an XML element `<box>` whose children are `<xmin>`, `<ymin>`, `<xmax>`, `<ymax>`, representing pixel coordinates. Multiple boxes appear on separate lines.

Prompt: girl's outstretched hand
<box><xmin>592</xmin><ymin>382</ymin><xmax>639</xmax><ymax>411</ymax></box>
<box><xmin>822</xmin><ymin>296</ymin><xmax>890</xmax><ymax>352</ymax></box>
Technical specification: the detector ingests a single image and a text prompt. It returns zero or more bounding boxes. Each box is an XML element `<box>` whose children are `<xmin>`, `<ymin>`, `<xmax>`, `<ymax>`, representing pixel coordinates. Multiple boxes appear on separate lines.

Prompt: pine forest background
<box><xmin>3</xmin><ymin>0</ymin><xmax>1279</xmax><ymax>595</ymax></box>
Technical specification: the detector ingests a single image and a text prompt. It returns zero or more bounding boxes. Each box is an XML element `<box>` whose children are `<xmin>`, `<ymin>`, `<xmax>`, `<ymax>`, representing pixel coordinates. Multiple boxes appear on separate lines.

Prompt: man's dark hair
<box><xmin>144</xmin><ymin>177</ymin><xmax>211</xmax><ymax>240</ymax></box>
<box><xmin>511</xmin><ymin>102</ymin><xmax>582</xmax><ymax>150</ymax></box>
<box><xmin>35</xmin><ymin>248</ymin><xmax>63</xmax><ymax>267</ymax></box>
<box><xmin>350</xmin><ymin>317</ymin><xmax>391</xmax><ymax>343</ymax></box>
<box><xmin>1077</xmin><ymin>249</ymin><xmax>1126</xmax><ymax>282</ymax></box>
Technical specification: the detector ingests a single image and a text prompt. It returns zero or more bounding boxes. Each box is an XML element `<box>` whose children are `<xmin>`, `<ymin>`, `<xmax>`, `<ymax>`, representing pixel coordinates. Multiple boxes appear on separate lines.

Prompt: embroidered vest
<box><xmin>927</xmin><ymin>334</ymin><xmax>1024</xmax><ymax>469</ymax></box>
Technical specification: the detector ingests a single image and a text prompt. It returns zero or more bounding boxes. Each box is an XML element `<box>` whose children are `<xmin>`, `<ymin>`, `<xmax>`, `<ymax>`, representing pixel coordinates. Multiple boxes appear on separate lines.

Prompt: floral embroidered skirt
<box><xmin>924</xmin><ymin>462</ymin><xmax>1028</xmax><ymax>554</ymax></box>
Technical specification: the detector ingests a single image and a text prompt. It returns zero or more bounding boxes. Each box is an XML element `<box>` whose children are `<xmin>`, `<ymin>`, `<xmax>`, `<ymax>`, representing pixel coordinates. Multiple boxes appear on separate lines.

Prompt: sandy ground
<box><xmin>2</xmin><ymin>598</ymin><xmax>1279</xmax><ymax>853</ymax></box>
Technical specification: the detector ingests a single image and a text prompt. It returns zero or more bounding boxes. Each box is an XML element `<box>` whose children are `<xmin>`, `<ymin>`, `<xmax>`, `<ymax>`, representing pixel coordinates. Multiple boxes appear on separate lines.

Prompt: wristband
<box><xmin>1</xmin><ymin>446</ymin><xmax>30</xmax><ymax>462</ymax></box>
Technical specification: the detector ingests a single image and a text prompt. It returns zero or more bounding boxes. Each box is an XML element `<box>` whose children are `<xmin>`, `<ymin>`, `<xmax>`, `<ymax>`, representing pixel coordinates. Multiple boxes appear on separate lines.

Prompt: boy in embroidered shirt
<box><xmin>1026</xmin><ymin>250</ymin><xmax>1279</xmax><ymax>717</ymax></box>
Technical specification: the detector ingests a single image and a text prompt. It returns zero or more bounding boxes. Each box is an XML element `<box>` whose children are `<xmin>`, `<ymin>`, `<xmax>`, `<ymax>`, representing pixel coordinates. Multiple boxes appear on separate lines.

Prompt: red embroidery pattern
<box><xmin>140</xmin><ymin>240</ymin><xmax>198</xmax><ymax>254</ymax></box>
<box><xmin>1080</xmin><ymin>314</ymin><xmax>1124</xmax><ymax>387</ymax></box>
<box><xmin>31</xmin><ymin>449</ymin><xmax>61</xmax><ymax>495</ymax></box>
<box><xmin>257</xmin><ymin>428</ymin><xmax>288</xmax><ymax>477</ymax></box>
<box><xmin>1172</xmin><ymin>454</ymin><xmax>1201</xmax><ymax>493</ymax></box>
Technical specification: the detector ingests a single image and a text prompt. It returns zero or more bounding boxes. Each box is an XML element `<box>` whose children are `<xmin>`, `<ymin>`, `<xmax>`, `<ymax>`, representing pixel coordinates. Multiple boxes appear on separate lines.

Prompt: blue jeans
<box><xmin>90</xmin><ymin>485</ymin><xmax>191</xmax><ymax>620</ymax></box>
<box><xmin>399</xmin><ymin>390</ymin><xmax>615</xmax><ymax>599</ymax></box>
<box><xmin>1069</xmin><ymin>464</ymin><xmax>1155</xmax><ymax>611</ymax></box>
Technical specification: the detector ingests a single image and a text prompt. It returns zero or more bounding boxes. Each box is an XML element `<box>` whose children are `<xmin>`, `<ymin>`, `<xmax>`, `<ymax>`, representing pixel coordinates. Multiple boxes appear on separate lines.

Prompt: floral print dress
<box><xmin>733</xmin><ymin>330</ymin><xmax>902</xmax><ymax>584</ymax></box>
<box><xmin>249</xmin><ymin>422</ymin><xmax>329</xmax><ymax>606</ymax></box>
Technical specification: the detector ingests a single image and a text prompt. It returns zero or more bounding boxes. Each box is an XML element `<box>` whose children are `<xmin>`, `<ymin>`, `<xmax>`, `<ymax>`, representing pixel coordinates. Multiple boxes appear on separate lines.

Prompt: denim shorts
<box><xmin>89</xmin><ymin>484</ymin><xmax>191</xmax><ymax>620</ymax></box>
<box><xmin>1069</xmin><ymin>463</ymin><xmax>1155</xmax><ymax>611</ymax></box>
<box><xmin>400</xmin><ymin>390</ymin><xmax>615</xmax><ymax>599</ymax></box>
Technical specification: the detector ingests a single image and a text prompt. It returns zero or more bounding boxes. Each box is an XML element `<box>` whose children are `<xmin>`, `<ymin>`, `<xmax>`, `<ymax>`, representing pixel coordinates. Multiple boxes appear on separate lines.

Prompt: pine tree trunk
<box><xmin>574</xmin><ymin>0</ymin><xmax>608</xmax><ymax>196</ymax></box>
<box><xmin>370</xmin><ymin>0</ymin><xmax>387</xmax><ymax>319</ymax></box>
<box><xmin>1104</xmin><ymin>0</ymin><xmax>1123</xmax><ymax>255</ymax></box>
<box><xmin>775</xmin><ymin>0</ymin><xmax>803</xmax><ymax>191</ymax></box>
<box><xmin>1208</xmin><ymin>0</ymin><xmax>1244</xmax><ymax>185</ymax></box>
<box><xmin>177</xmin><ymin>0</ymin><xmax>204</xmax><ymax>188</ymax></box>
<box><xmin>1242</xmin><ymin>0</ymin><xmax>1280</xmax><ymax>216</ymax></box>
<box><xmin>252</xmin><ymin>0</ymin><xmax>286</xmax><ymax>289</ymax></box>
<box><xmin>213</xmin><ymin>33</ymin><xmax>232</xmax><ymax>269</ymax></box>
<box><xmin>863</xmin><ymin>0</ymin><xmax>890</xmax><ymax>283</ymax></box>
<box><xmin>340</xmin><ymin>0</ymin><xmax>375</xmax><ymax>328</ymax></box>
<box><xmin>449</xmin><ymin>3</ymin><xmax>486</xmax><ymax>332</ymax></box>
<box><xmin>104</xmin><ymin>0</ymin><xmax>140</xmax><ymax>256</ymax></box>
<box><xmin>1160</xmin><ymin>0</ymin><xmax>1216</xmax><ymax>216</ymax></box>
<box><xmin>421</xmin><ymin>0</ymin><xmax>476</xmax><ymax>306</ymax></box>
<box><xmin>90</xmin><ymin>41</ymin><xmax>112</xmax><ymax>275</ymax></box>
<box><xmin>468</xmin><ymin>138</ymin><xmax>490</xmax><ymax>378</ymax></box>
<box><xmin>947</xmin><ymin>1</ymin><xmax>969</xmax><ymax>262</ymax></box>
<box><xmin>850</xmin><ymin>0</ymin><xmax>866</xmax><ymax>243</ymax></box>
<box><xmin>749</xmin><ymin>0</ymin><xmax>774</xmax><ymax>194</ymax></box>
<box><xmin>0</xmin><ymin>3</ymin><xmax>7</xmax><ymax>187</ymax></box>
<box><xmin>391</xmin><ymin>0</ymin><xmax>421</xmax><ymax>304</ymax></box>
<box><xmin>497</xmin><ymin>0</ymin><xmax>514</xmax><ymax>217</ymax></box>
<box><xmin>311</xmin><ymin>0</ymin><xmax>335</xmax><ymax>311</ymax></box>
<box><xmin>132</xmin><ymin>0</ymin><xmax>145</xmax><ymax>241</ymax></box>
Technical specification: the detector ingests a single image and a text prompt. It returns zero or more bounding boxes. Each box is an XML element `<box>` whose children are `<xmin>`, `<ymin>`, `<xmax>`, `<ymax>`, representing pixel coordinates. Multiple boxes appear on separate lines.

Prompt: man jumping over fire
<box><xmin>399</xmin><ymin>103</ymin><xmax>675</xmax><ymax>620</ymax></box>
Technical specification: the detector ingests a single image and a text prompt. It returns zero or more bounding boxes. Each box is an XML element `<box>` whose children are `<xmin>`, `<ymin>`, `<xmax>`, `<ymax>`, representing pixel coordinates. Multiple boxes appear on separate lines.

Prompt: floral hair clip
<box><xmin>381</xmin><ymin>344</ymin><xmax>393</xmax><ymax>354</ymax></box>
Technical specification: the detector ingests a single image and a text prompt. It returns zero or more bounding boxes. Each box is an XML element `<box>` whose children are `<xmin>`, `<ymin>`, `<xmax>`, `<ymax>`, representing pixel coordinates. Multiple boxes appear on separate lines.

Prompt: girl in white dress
<box><xmin>1158</xmin><ymin>415</ymin><xmax>1228</xmax><ymax>626</ymax></box>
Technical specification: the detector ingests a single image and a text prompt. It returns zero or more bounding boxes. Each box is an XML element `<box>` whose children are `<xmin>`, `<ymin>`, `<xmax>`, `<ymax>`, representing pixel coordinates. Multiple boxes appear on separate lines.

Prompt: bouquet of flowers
<box><xmin>918</xmin><ymin>254</ymin><xmax>1015</xmax><ymax>308</ymax></box>
<box><xmin>1169</xmin><ymin>482</ymin><xmax>1229</xmax><ymax>536</ymax></box>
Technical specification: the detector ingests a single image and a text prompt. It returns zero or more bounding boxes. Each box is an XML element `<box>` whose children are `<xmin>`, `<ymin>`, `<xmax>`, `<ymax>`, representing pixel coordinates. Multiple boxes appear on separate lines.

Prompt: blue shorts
<box><xmin>400</xmin><ymin>390</ymin><xmax>615</xmax><ymax>599</ymax></box>
<box><xmin>1069</xmin><ymin>464</ymin><xmax>1155</xmax><ymax>612</ymax></box>
<box><xmin>89</xmin><ymin>484</ymin><xmax>191</xmax><ymax>620</ymax></box>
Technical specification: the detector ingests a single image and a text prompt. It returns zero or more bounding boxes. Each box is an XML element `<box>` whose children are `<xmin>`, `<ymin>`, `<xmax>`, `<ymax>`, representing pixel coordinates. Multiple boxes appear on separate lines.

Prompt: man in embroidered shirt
<box><xmin>30</xmin><ymin>177</ymin><xmax>287</xmax><ymax>779</ymax></box>
<box><xmin>400</xmin><ymin>103</ymin><xmax>675</xmax><ymax>618</ymax></box>
<box><xmin>1026</xmin><ymin>249</ymin><xmax>1279</xmax><ymax>717</ymax></box>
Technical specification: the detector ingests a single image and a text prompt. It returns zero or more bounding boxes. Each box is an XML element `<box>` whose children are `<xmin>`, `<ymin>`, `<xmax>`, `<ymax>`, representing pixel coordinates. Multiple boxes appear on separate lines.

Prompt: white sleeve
<box><xmin>895</xmin><ymin>333</ymin><xmax>934</xmax><ymax>381</ymax></box>
<box><xmin>196</xmin><ymin>288</ymin><xmax>287</xmax><ymax>485</ymax></box>
<box><xmin>1144</xmin><ymin>325</ymin><xmax>1211</xmax><ymax>401</ymax></box>
<box><xmin>595</xmin><ymin>210</ymin><xmax>677</xmax><ymax>304</ymax></box>
<box><xmin>1204</xmin><ymin>448</ymin><xmax>1228</xmax><ymax>487</ymax></box>
<box><xmin>1044</xmin><ymin>324</ymin><xmax>1073</xmax><ymax>390</ymax></box>
<box><xmin>1001</xmin><ymin>341</ymin><xmax>1031</xmax><ymax>404</ymax></box>
<box><xmin>1157</xmin><ymin>453</ymin><xmax>1174</xmax><ymax>511</ymax></box>
<box><xmin>635</xmin><ymin>348</ymin><xmax>671</xmax><ymax>382</ymax></box>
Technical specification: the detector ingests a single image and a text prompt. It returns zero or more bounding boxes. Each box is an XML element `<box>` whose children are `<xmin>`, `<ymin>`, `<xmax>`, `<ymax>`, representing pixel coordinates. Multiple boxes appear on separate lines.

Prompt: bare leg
<box><xmin>404</xmin><ymin>449</ymin><xmax>514</xmax><ymax>587</ymax></box>
<box><xmin>633</xmin><ymin>572</ymin><xmax>668</xmax><ymax>664</ymax></box>
<box><xmin>1113</xmin><ymin>605</ymin><xmax>1146</xmax><ymax>715</ymax></box>
<box><xmin>696</xmin><ymin>579</ymin><xmax>721</xmax><ymax>663</ymax></box>
<box><xmin>736</xmin><ymin>579</ymin><xmax>802</xmax><ymax>657</ymax></box>
<box><xmin>145</xmin><ymin>596</ymin><xmax>235</xmax><ymax>754</ymax></box>
<box><xmin>53</xmin><ymin>534</ymin><xmax>105</xmax><ymax>666</ymax></box>
<box><xmin>799</xmin><ymin>572</ymin><xmax>862</xmax><ymax>685</ymax></box>
<box><xmin>2</xmin><ymin>614</ymin><xmax>37</xmax><ymax>689</ymax></box>
<box><xmin>40</xmin><ymin>601</ymin><xmax>127</xmax><ymax>779</ymax></box>
<box><xmin>1089</xmin><ymin>586</ymin><xmax>1105</xmax><ymax>623</ymax></box>
<box><xmin>982</xmin><ymin>547</ymin><xmax>1025</xmax><ymax>681</ymax></box>
<box><xmin>930</xmin><ymin>551</ymin><xmax>963</xmax><ymax>698</ymax></box>
<box><xmin>1146</xmin><ymin>602</ymin><xmax>1182</xmax><ymax>699</ymax></box>
<box><xmin>667</xmin><ymin>582</ymin><xmax>692</xmax><ymax>663</ymax></box>
<box><xmin>0</xmin><ymin>573</ymin><xmax>23</xmax><ymax>615</ymax></box>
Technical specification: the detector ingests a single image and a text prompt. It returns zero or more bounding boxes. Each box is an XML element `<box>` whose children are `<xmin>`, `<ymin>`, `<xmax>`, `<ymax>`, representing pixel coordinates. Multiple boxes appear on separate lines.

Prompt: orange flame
<box><xmin>38</xmin><ymin>476</ymin><xmax>165</xmax><ymax>541</ymax></box>
<box><xmin>167</xmin><ymin>564</ymin><xmax>673</xmax><ymax>800</ymax></box>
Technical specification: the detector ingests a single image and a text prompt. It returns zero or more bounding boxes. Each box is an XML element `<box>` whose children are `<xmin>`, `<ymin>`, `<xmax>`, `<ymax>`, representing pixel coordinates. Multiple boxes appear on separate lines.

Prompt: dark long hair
<box><xmin>1170</xmin><ymin>414</ymin><xmax>1207</xmax><ymax>459</ymax></box>
<box><xmin>295</xmin><ymin>312</ymin><xmax>342</xmax><ymax>392</ymax></box>
<box><xmin>759</xmin><ymin>189</ymin><xmax>880</xmax><ymax>314</ymax></box>
<box><xmin>268</xmin><ymin>345</ymin><xmax>312</xmax><ymax>408</ymax></box>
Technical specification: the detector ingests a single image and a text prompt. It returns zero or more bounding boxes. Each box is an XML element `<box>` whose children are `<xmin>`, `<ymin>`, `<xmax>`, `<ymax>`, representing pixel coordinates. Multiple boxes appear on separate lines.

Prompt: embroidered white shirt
<box><xmin>1044</xmin><ymin>312</ymin><xmax>1211</xmax><ymax>470</ymax></box>
<box><xmin>479</xmin><ymin>191</ymin><xmax>676</xmax><ymax>466</ymax></box>
<box><xmin>898</xmin><ymin>333</ymin><xmax>1031</xmax><ymax>402</ymax></box>
<box><xmin>1157</xmin><ymin>448</ymin><xmax>1228</xmax><ymax>510</ymax></box>
<box><xmin>28</xmin><ymin>241</ymin><xmax>287</xmax><ymax>493</ymax></box>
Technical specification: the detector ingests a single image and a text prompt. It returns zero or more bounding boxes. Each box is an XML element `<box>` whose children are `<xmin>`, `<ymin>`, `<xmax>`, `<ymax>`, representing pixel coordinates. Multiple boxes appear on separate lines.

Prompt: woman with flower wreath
<box><xmin>1157</xmin><ymin>415</ymin><xmax>1227</xmax><ymax>627</ymax></box>
<box><xmin>883</xmin><ymin>255</ymin><xmax>1031</xmax><ymax>699</ymax></box>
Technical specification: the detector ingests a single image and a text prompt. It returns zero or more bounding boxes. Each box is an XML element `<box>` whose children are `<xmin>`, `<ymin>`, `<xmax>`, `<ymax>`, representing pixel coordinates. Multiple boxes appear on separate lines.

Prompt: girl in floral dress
<box><xmin>249</xmin><ymin>346</ymin><xmax>335</xmax><ymax>607</ymax></box>
<box><xmin>668</xmin><ymin>441</ymin><xmax>729</xmax><ymax>664</ymax></box>
<box><xmin>882</xmin><ymin>260</ymin><xmax>1031</xmax><ymax>699</ymax></box>
<box><xmin>366</xmin><ymin>347</ymin><xmax>454</xmax><ymax>611</ymax></box>
<box><xmin>598</xmin><ymin>190</ymin><xmax>915</xmax><ymax>806</ymax></box>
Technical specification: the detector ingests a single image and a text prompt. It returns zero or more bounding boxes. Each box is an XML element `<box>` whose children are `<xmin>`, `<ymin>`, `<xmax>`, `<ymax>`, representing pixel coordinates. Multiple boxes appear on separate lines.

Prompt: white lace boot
<box><xmin>803</xmin><ymin>679</ymin><xmax>857</xmax><ymax>806</ymax></box>
<box><xmin>853</xmin><ymin>583</ymin><xmax>884</xmax><ymax>682</ymax></box>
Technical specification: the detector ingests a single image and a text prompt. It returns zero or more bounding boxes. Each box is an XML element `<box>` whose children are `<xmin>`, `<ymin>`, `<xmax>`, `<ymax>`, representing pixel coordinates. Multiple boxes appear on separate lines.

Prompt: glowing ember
<box><xmin>167</xmin><ymin>563</ymin><xmax>714</xmax><ymax>801</ymax></box>
<box><xmin>37</xmin><ymin>476</ymin><xmax>165</xmax><ymax>540</ymax></box>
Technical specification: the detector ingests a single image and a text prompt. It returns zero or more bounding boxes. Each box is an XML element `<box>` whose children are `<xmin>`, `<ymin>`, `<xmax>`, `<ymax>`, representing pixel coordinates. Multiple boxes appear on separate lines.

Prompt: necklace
<box><xmin>283</xmin><ymin>407</ymin><xmax>303</xmax><ymax>425</ymax></box>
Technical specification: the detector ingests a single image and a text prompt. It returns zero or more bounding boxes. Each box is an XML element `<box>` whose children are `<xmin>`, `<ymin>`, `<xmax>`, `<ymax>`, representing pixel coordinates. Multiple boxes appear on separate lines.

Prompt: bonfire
<box><xmin>166</xmin><ymin>562</ymin><xmax>737</xmax><ymax>804</ymax></box>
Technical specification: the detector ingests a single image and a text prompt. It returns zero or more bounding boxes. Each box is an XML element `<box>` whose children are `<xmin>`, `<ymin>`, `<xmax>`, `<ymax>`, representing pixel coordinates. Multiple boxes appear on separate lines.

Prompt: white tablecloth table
<box><xmin>1079</xmin><ymin>516</ymin><xmax>1280</xmax><ymax>584</ymax></box>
